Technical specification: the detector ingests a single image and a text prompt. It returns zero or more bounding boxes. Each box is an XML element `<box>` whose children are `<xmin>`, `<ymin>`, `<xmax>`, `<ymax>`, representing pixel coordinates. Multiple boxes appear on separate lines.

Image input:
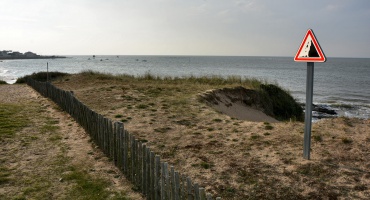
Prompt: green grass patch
<box><xmin>39</xmin><ymin>119</ymin><xmax>60</xmax><ymax>134</ymax></box>
<box><xmin>0</xmin><ymin>167</ymin><xmax>11</xmax><ymax>185</ymax></box>
<box><xmin>137</xmin><ymin>104</ymin><xmax>149</xmax><ymax>109</ymax></box>
<box><xmin>313</xmin><ymin>135</ymin><xmax>323</xmax><ymax>142</ymax></box>
<box><xmin>200</xmin><ymin>162</ymin><xmax>213</xmax><ymax>169</ymax></box>
<box><xmin>0</xmin><ymin>104</ymin><xmax>29</xmax><ymax>139</ymax></box>
<box><xmin>115</xmin><ymin>114</ymin><xmax>123</xmax><ymax>118</ymax></box>
<box><xmin>250</xmin><ymin>134</ymin><xmax>261</xmax><ymax>140</ymax></box>
<box><xmin>212</xmin><ymin>118</ymin><xmax>223</xmax><ymax>122</ymax></box>
<box><xmin>62</xmin><ymin>167</ymin><xmax>128</xmax><ymax>200</ymax></box>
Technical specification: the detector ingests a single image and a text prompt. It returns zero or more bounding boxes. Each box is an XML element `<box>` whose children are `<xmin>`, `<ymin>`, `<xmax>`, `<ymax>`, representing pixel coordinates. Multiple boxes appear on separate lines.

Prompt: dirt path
<box><xmin>0</xmin><ymin>84</ymin><xmax>143</xmax><ymax>199</ymax></box>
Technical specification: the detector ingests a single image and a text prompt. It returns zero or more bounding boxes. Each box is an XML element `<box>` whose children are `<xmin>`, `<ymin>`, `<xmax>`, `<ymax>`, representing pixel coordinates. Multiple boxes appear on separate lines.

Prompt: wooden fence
<box><xmin>27</xmin><ymin>78</ymin><xmax>221</xmax><ymax>200</ymax></box>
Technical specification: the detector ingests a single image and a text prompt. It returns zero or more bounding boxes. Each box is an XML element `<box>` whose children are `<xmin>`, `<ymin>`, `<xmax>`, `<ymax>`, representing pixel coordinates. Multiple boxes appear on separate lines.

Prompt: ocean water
<box><xmin>1</xmin><ymin>56</ymin><xmax>369</xmax><ymax>119</ymax></box>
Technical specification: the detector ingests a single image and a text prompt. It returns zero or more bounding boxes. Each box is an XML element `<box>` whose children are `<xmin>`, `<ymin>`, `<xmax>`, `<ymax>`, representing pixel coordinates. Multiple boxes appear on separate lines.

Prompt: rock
<box><xmin>301</xmin><ymin>103</ymin><xmax>338</xmax><ymax>119</ymax></box>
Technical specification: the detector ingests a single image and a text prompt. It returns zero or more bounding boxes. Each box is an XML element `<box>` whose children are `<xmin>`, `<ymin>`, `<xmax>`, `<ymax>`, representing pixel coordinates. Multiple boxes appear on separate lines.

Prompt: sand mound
<box><xmin>199</xmin><ymin>86</ymin><xmax>279</xmax><ymax>123</ymax></box>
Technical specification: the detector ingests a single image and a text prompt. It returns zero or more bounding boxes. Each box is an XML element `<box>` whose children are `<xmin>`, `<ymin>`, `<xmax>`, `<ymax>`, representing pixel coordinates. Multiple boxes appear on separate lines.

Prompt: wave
<box><xmin>0</xmin><ymin>69</ymin><xmax>9</xmax><ymax>75</ymax></box>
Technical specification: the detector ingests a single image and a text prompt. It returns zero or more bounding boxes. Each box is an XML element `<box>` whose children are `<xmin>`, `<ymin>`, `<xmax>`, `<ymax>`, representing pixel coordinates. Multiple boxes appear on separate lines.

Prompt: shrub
<box><xmin>259</xmin><ymin>84</ymin><xmax>304</xmax><ymax>121</ymax></box>
<box><xmin>16</xmin><ymin>71</ymin><xmax>69</xmax><ymax>83</ymax></box>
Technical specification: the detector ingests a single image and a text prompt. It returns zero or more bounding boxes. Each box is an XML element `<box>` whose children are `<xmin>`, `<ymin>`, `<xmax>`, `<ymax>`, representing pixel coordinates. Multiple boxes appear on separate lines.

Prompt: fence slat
<box><xmin>137</xmin><ymin>141</ymin><xmax>143</xmax><ymax>190</ymax></box>
<box><xmin>150</xmin><ymin>151</ymin><xmax>155</xmax><ymax>200</ymax></box>
<box><xmin>146</xmin><ymin>148</ymin><xmax>151</xmax><ymax>198</ymax></box>
<box><xmin>187</xmin><ymin>177</ymin><xmax>193</xmax><ymax>200</ymax></box>
<box><xmin>199</xmin><ymin>188</ymin><xmax>206</xmax><ymax>200</ymax></box>
<box><xmin>142</xmin><ymin>144</ymin><xmax>147</xmax><ymax>195</ymax></box>
<box><xmin>164</xmin><ymin>162</ymin><xmax>171</xmax><ymax>200</ymax></box>
<box><xmin>155</xmin><ymin>155</ymin><xmax>161</xmax><ymax>200</ymax></box>
<box><xmin>195</xmin><ymin>184</ymin><xmax>200</xmax><ymax>200</ymax></box>
<box><xmin>174</xmin><ymin>171</ymin><xmax>180</xmax><ymax>200</ymax></box>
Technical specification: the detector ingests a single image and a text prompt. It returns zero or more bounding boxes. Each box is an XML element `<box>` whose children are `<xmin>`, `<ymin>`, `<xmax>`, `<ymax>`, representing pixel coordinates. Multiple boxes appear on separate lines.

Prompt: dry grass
<box><xmin>0</xmin><ymin>84</ymin><xmax>143</xmax><ymax>199</ymax></box>
<box><xmin>48</xmin><ymin>72</ymin><xmax>370</xmax><ymax>199</ymax></box>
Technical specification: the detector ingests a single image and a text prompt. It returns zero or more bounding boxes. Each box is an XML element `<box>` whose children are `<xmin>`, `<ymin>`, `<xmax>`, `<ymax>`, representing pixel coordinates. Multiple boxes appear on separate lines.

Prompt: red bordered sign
<box><xmin>294</xmin><ymin>29</ymin><xmax>326</xmax><ymax>62</ymax></box>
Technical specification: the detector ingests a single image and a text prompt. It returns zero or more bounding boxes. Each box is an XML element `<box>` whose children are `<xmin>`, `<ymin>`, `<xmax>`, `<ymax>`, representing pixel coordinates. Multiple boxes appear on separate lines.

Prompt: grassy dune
<box><xmin>11</xmin><ymin>71</ymin><xmax>370</xmax><ymax>199</ymax></box>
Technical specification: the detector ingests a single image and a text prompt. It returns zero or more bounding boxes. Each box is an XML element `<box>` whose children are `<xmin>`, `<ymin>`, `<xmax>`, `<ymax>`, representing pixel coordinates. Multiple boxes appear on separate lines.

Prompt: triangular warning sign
<box><xmin>294</xmin><ymin>29</ymin><xmax>326</xmax><ymax>62</ymax></box>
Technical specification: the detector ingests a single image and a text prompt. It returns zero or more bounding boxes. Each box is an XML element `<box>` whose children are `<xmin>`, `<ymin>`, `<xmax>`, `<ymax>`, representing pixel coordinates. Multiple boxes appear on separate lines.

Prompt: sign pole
<box><xmin>303</xmin><ymin>62</ymin><xmax>314</xmax><ymax>159</ymax></box>
<box><xmin>294</xmin><ymin>29</ymin><xmax>325</xmax><ymax>160</ymax></box>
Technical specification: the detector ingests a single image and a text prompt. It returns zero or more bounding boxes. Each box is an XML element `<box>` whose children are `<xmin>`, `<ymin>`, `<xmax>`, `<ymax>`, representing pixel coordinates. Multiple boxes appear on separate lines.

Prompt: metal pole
<box><xmin>303</xmin><ymin>62</ymin><xmax>314</xmax><ymax>159</ymax></box>
<box><xmin>47</xmin><ymin>62</ymin><xmax>49</xmax><ymax>82</ymax></box>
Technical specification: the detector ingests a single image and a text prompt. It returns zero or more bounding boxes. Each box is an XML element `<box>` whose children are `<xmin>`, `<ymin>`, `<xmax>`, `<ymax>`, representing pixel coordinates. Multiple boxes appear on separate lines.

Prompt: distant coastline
<box><xmin>0</xmin><ymin>50</ymin><xmax>66</xmax><ymax>60</ymax></box>
<box><xmin>0</xmin><ymin>55</ymin><xmax>66</xmax><ymax>60</ymax></box>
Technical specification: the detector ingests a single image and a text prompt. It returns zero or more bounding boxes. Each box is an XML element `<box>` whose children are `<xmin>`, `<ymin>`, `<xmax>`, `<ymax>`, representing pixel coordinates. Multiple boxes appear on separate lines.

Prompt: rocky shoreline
<box><xmin>301</xmin><ymin>103</ymin><xmax>338</xmax><ymax>119</ymax></box>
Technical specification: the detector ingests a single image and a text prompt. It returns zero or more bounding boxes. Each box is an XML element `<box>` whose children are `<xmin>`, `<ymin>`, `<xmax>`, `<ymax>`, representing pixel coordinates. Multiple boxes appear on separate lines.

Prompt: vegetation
<box><xmin>0</xmin><ymin>104</ymin><xmax>28</xmax><ymax>139</ymax></box>
<box><xmin>0</xmin><ymin>88</ymin><xmax>136</xmax><ymax>199</ymax></box>
<box><xmin>0</xmin><ymin>80</ymin><xmax>7</xmax><ymax>84</ymax></box>
<box><xmin>259</xmin><ymin>84</ymin><xmax>304</xmax><ymax>121</ymax></box>
<box><xmin>9</xmin><ymin>70</ymin><xmax>368</xmax><ymax>199</ymax></box>
<box><xmin>15</xmin><ymin>71</ymin><xmax>68</xmax><ymax>83</ymax></box>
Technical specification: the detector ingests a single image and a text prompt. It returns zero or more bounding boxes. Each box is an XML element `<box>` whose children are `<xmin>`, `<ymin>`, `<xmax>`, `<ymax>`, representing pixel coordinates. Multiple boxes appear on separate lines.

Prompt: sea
<box><xmin>1</xmin><ymin>55</ymin><xmax>369</xmax><ymax>120</ymax></box>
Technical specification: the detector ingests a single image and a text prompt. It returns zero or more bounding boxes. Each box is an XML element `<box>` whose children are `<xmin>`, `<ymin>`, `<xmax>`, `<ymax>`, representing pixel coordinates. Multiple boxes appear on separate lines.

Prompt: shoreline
<box><xmin>1</xmin><ymin>71</ymin><xmax>369</xmax><ymax>120</ymax></box>
<box><xmin>0</xmin><ymin>55</ymin><xmax>66</xmax><ymax>60</ymax></box>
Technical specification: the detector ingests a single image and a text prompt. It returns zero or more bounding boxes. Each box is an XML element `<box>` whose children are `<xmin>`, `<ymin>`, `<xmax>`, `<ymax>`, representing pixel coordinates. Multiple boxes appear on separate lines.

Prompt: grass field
<box><xmin>4</xmin><ymin>71</ymin><xmax>369</xmax><ymax>199</ymax></box>
<box><xmin>0</xmin><ymin>84</ymin><xmax>142</xmax><ymax>199</ymax></box>
<box><xmin>49</xmin><ymin>71</ymin><xmax>369</xmax><ymax>199</ymax></box>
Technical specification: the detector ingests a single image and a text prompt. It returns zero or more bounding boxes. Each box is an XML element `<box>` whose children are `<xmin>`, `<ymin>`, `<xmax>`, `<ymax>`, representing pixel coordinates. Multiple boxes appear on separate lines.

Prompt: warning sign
<box><xmin>294</xmin><ymin>29</ymin><xmax>326</xmax><ymax>62</ymax></box>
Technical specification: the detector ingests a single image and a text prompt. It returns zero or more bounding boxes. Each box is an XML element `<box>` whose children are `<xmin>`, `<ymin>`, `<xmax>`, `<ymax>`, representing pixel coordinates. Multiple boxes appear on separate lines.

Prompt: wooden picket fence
<box><xmin>27</xmin><ymin>78</ymin><xmax>221</xmax><ymax>200</ymax></box>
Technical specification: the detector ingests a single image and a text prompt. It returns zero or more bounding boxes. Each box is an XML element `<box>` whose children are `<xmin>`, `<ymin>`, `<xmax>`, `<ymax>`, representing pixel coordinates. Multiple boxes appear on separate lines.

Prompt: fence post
<box><xmin>187</xmin><ymin>177</ymin><xmax>193</xmax><ymax>200</ymax></box>
<box><xmin>137</xmin><ymin>141</ymin><xmax>143</xmax><ymax>190</ymax></box>
<box><xmin>174</xmin><ymin>172</ymin><xmax>180</xmax><ymax>200</ymax></box>
<box><xmin>164</xmin><ymin>162</ymin><xmax>171</xmax><ymax>200</ymax></box>
<box><xmin>150</xmin><ymin>151</ymin><xmax>155</xmax><ymax>200</ymax></box>
<box><xmin>118</xmin><ymin>122</ymin><xmax>124</xmax><ymax>171</ymax></box>
<box><xmin>124</xmin><ymin>130</ymin><xmax>129</xmax><ymax>176</ymax></box>
<box><xmin>142</xmin><ymin>144</ymin><xmax>147</xmax><ymax>195</ymax></box>
<box><xmin>130</xmin><ymin>135</ymin><xmax>135</xmax><ymax>183</ymax></box>
<box><xmin>199</xmin><ymin>188</ymin><xmax>206</xmax><ymax>200</ymax></box>
<box><xmin>146</xmin><ymin>148</ymin><xmax>151</xmax><ymax>198</ymax></box>
<box><xmin>195</xmin><ymin>184</ymin><xmax>200</xmax><ymax>200</ymax></box>
<box><xmin>155</xmin><ymin>155</ymin><xmax>161</xmax><ymax>200</ymax></box>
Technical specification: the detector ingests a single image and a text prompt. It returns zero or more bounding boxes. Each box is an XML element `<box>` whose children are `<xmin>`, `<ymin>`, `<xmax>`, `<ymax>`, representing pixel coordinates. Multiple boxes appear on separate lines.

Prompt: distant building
<box><xmin>8</xmin><ymin>51</ymin><xmax>23</xmax><ymax>56</ymax></box>
<box><xmin>0</xmin><ymin>50</ymin><xmax>11</xmax><ymax>57</ymax></box>
<box><xmin>24</xmin><ymin>51</ymin><xmax>38</xmax><ymax>57</ymax></box>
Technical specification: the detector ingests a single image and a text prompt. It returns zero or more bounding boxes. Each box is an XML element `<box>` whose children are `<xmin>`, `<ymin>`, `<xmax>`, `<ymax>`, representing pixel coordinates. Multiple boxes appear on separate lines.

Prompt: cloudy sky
<box><xmin>1</xmin><ymin>0</ymin><xmax>369</xmax><ymax>57</ymax></box>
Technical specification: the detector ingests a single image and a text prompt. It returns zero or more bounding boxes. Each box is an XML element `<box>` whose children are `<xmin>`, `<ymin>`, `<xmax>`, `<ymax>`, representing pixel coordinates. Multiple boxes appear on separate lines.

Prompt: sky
<box><xmin>1</xmin><ymin>0</ymin><xmax>370</xmax><ymax>58</ymax></box>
